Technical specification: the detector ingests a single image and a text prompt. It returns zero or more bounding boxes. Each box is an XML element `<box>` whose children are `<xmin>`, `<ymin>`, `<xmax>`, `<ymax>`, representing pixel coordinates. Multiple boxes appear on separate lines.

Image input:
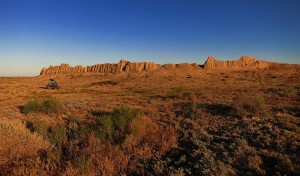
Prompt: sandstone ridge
<box><xmin>40</xmin><ymin>59</ymin><xmax>204</xmax><ymax>75</ymax></box>
<box><xmin>203</xmin><ymin>56</ymin><xmax>270</xmax><ymax>69</ymax></box>
<box><xmin>40</xmin><ymin>60</ymin><xmax>159</xmax><ymax>75</ymax></box>
<box><xmin>39</xmin><ymin>56</ymin><xmax>297</xmax><ymax>75</ymax></box>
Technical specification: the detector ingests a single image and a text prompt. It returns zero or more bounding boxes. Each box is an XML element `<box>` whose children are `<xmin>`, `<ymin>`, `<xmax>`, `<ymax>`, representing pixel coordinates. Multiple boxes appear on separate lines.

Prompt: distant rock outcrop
<box><xmin>203</xmin><ymin>56</ymin><xmax>270</xmax><ymax>70</ymax></box>
<box><xmin>40</xmin><ymin>60</ymin><xmax>159</xmax><ymax>75</ymax></box>
<box><xmin>39</xmin><ymin>56</ymin><xmax>298</xmax><ymax>76</ymax></box>
<box><xmin>40</xmin><ymin>64</ymin><xmax>84</xmax><ymax>75</ymax></box>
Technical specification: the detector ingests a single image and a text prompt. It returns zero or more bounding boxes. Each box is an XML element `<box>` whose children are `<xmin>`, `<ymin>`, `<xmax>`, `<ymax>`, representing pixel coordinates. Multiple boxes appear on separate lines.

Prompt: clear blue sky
<box><xmin>1</xmin><ymin>0</ymin><xmax>299</xmax><ymax>76</ymax></box>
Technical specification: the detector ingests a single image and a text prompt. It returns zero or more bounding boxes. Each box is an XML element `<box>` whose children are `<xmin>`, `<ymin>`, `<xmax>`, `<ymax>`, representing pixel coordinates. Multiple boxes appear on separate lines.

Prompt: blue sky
<box><xmin>1</xmin><ymin>0</ymin><xmax>299</xmax><ymax>76</ymax></box>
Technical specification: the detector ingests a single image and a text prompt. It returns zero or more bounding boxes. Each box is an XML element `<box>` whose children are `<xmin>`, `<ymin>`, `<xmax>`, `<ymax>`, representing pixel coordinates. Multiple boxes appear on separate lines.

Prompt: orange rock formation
<box><xmin>39</xmin><ymin>56</ymin><xmax>297</xmax><ymax>75</ymax></box>
<box><xmin>40</xmin><ymin>60</ymin><xmax>159</xmax><ymax>75</ymax></box>
<box><xmin>203</xmin><ymin>56</ymin><xmax>270</xmax><ymax>69</ymax></box>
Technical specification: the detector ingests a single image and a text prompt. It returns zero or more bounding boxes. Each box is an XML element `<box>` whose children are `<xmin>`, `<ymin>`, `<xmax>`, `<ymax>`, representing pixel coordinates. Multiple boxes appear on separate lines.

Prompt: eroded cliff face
<box><xmin>40</xmin><ymin>60</ymin><xmax>159</xmax><ymax>75</ymax></box>
<box><xmin>40</xmin><ymin>64</ymin><xmax>88</xmax><ymax>75</ymax></box>
<box><xmin>39</xmin><ymin>56</ymin><xmax>296</xmax><ymax>76</ymax></box>
<box><xmin>203</xmin><ymin>56</ymin><xmax>270</xmax><ymax>69</ymax></box>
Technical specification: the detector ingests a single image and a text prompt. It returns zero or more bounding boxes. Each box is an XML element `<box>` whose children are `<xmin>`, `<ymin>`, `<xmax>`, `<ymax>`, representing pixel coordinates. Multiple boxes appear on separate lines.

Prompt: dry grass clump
<box><xmin>69</xmin><ymin>106</ymin><xmax>178</xmax><ymax>175</ymax></box>
<box><xmin>232</xmin><ymin>94</ymin><xmax>269</xmax><ymax>117</ymax></box>
<box><xmin>0</xmin><ymin>119</ymin><xmax>49</xmax><ymax>166</ymax></box>
<box><xmin>124</xmin><ymin>115</ymin><xmax>178</xmax><ymax>173</ymax></box>
<box><xmin>170</xmin><ymin>86</ymin><xmax>193</xmax><ymax>99</ymax></box>
<box><xmin>50</xmin><ymin>124</ymin><xmax>68</xmax><ymax>144</ymax></box>
<box><xmin>75</xmin><ymin>115</ymin><xmax>177</xmax><ymax>175</ymax></box>
<box><xmin>0</xmin><ymin>105</ymin><xmax>178</xmax><ymax>175</ymax></box>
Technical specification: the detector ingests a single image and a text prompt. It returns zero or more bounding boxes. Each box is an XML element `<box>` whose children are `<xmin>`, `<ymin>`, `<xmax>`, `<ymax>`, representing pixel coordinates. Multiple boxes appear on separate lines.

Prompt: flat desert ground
<box><xmin>0</xmin><ymin>67</ymin><xmax>299</xmax><ymax>175</ymax></box>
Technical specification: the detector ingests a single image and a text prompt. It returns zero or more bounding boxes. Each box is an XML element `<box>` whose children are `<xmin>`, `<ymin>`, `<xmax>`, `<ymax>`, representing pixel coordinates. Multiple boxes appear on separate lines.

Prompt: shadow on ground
<box><xmin>173</xmin><ymin>102</ymin><xmax>233</xmax><ymax>117</ymax></box>
<box><xmin>200</xmin><ymin>104</ymin><xmax>232</xmax><ymax>116</ymax></box>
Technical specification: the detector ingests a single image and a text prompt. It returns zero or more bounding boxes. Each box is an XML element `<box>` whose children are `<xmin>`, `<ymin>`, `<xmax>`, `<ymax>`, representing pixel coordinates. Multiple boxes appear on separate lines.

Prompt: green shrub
<box><xmin>99</xmin><ymin>115</ymin><xmax>114</xmax><ymax>141</ymax></box>
<box><xmin>23</xmin><ymin>99</ymin><xmax>41</xmax><ymax>114</ymax></box>
<box><xmin>23</xmin><ymin>98</ymin><xmax>63</xmax><ymax>114</ymax></box>
<box><xmin>50</xmin><ymin>124</ymin><xmax>67</xmax><ymax>144</ymax></box>
<box><xmin>41</xmin><ymin>98</ymin><xmax>63</xmax><ymax>114</ymax></box>
<box><xmin>75</xmin><ymin>125</ymin><xmax>93</xmax><ymax>142</ymax></box>
<box><xmin>112</xmin><ymin>105</ymin><xmax>142</xmax><ymax>131</ymax></box>
<box><xmin>72</xmin><ymin>106</ymin><xmax>143</xmax><ymax>143</ymax></box>
<box><xmin>90</xmin><ymin>105</ymin><xmax>143</xmax><ymax>143</ymax></box>
<box><xmin>33</xmin><ymin>118</ymin><xmax>49</xmax><ymax>137</ymax></box>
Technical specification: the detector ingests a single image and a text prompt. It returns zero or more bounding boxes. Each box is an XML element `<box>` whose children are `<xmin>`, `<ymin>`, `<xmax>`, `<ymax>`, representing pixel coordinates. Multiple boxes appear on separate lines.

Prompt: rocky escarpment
<box><xmin>203</xmin><ymin>56</ymin><xmax>270</xmax><ymax>69</ymax></box>
<box><xmin>40</xmin><ymin>60</ymin><xmax>159</xmax><ymax>75</ymax></box>
<box><xmin>40</xmin><ymin>64</ymin><xmax>88</xmax><ymax>75</ymax></box>
<box><xmin>40</xmin><ymin>59</ymin><xmax>203</xmax><ymax>75</ymax></box>
<box><xmin>40</xmin><ymin>56</ymin><xmax>297</xmax><ymax>75</ymax></box>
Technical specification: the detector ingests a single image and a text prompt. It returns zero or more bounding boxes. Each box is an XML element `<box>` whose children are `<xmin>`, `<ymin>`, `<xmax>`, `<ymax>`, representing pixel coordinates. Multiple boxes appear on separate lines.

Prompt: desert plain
<box><xmin>0</xmin><ymin>56</ymin><xmax>299</xmax><ymax>175</ymax></box>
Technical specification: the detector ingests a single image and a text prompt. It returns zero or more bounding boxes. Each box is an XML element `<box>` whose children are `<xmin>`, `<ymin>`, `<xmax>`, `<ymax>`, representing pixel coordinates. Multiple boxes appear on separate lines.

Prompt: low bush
<box><xmin>98</xmin><ymin>115</ymin><xmax>114</xmax><ymax>141</ymax></box>
<box><xmin>232</xmin><ymin>94</ymin><xmax>269</xmax><ymax>117</ymax></box>
<box><xmin>46</xmin><ymin>147</ymin><xmax>62</xmax><ymax>164</ymax></box>
<box><xmin>69</xmin><ymin>106</ymin><xmax>144</xmax><ymax>144</ymax></box>
<box><xmin>189</xmin><ymin>100</ymin><xmax>199</xmax><ymax>120</ymax></box>
<box><xmin>124</xmin><ymin>115</ymin><xmax>178</xmax><ymax>174</ymax></box>
<box><xmin>22</xmin><ymin>99</ymin><xmax>41</xmax><ymax>114</ymax></box>
<box><xmin>23</xmin><ymin>98</ymin><xmax>63</xmax><ymax>114</ymax></box>
<box><xmin>0</xmin><ymin>105</ymin><xmax>180</xmax><ymax>175</ymax></box>
<box><xmin>50</xmin><ymin>124</ymin><xmax>67</xmax><ymax>144</ymax></box>
<box><xmin>109</xmin><ymin>105</ymin><xmax>143</xmax><ymax>142</ymax></box>
<box><xmin>41</xmin><ymin>98</ymin><xmax>63</xmax><ymax>114</ymax></box>
<box><xmin>33</xmin><ymin>118</ymin><xmax>50</xmax><ymax>137</ymax></box>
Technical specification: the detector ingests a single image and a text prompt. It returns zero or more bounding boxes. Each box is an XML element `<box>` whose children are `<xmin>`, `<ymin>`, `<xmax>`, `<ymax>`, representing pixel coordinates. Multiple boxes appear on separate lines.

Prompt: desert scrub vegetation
<box><xmin>149</xmin><ymin>105</ymin><xmax>300</xmax><ymax>175</ymax></box>
<box><xmin>264</xmin><ymin>86</ymin><xmax>298</xmax><ymax>97</ymax></box>
<box><xmin>232</xmin><ymin>94</ymin><xmax>269</xmax><ymax>117</ymax></box>
<box><xmin>170</xmin><ymin>86</ymin><xmax>193</xmax><ymax>99</ymax></box>
<box><xmin>274</xmin><ymin>114</ymin><xmax>300</xmax><ymax>133</ymax></box>
<box><xmin>22</xmin><ymin>98</ymin><xmax>64</xmax><ymax>114</ymax></box>
<box><xmin>32</xmin><ymin>118</ymin><xmax>50</xmax><ymax>137</ymax></box>
<box><xmin>91</xmin><ymin>80</ymin><xmax>120</xmax><ymax>86</ymax></box>
<box><xmin>3</xmin><ymin>96</ymin><xmax>299</xmax><ymax>175</ymax></box>
<box><xmin>87</xmin><ymin>105</ymin><xmax>144</xmax><ymax>143</ymax></box>
<box><xmin>189</xmin><ymin>99</ymin><xmax>201</xmax><ymax>120</ymax></box>
<box><xmin>1</xmin><ymin>105</ymin><xmax>178</xmax><ymax>175</ymax></box>
<box><xmin>50</xmin><ymin>124</ymin><xmax>68</xmax><ymax>144</ymax></box>
<box><xmin>32</xmin><ymin>119</ymin><xmax>67</xmax><ymax>144</ymax></box>
<box><xmin>0</xmin><ymin>119</ymin><xmax>49</xmax><ymax>166</ymax></box>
